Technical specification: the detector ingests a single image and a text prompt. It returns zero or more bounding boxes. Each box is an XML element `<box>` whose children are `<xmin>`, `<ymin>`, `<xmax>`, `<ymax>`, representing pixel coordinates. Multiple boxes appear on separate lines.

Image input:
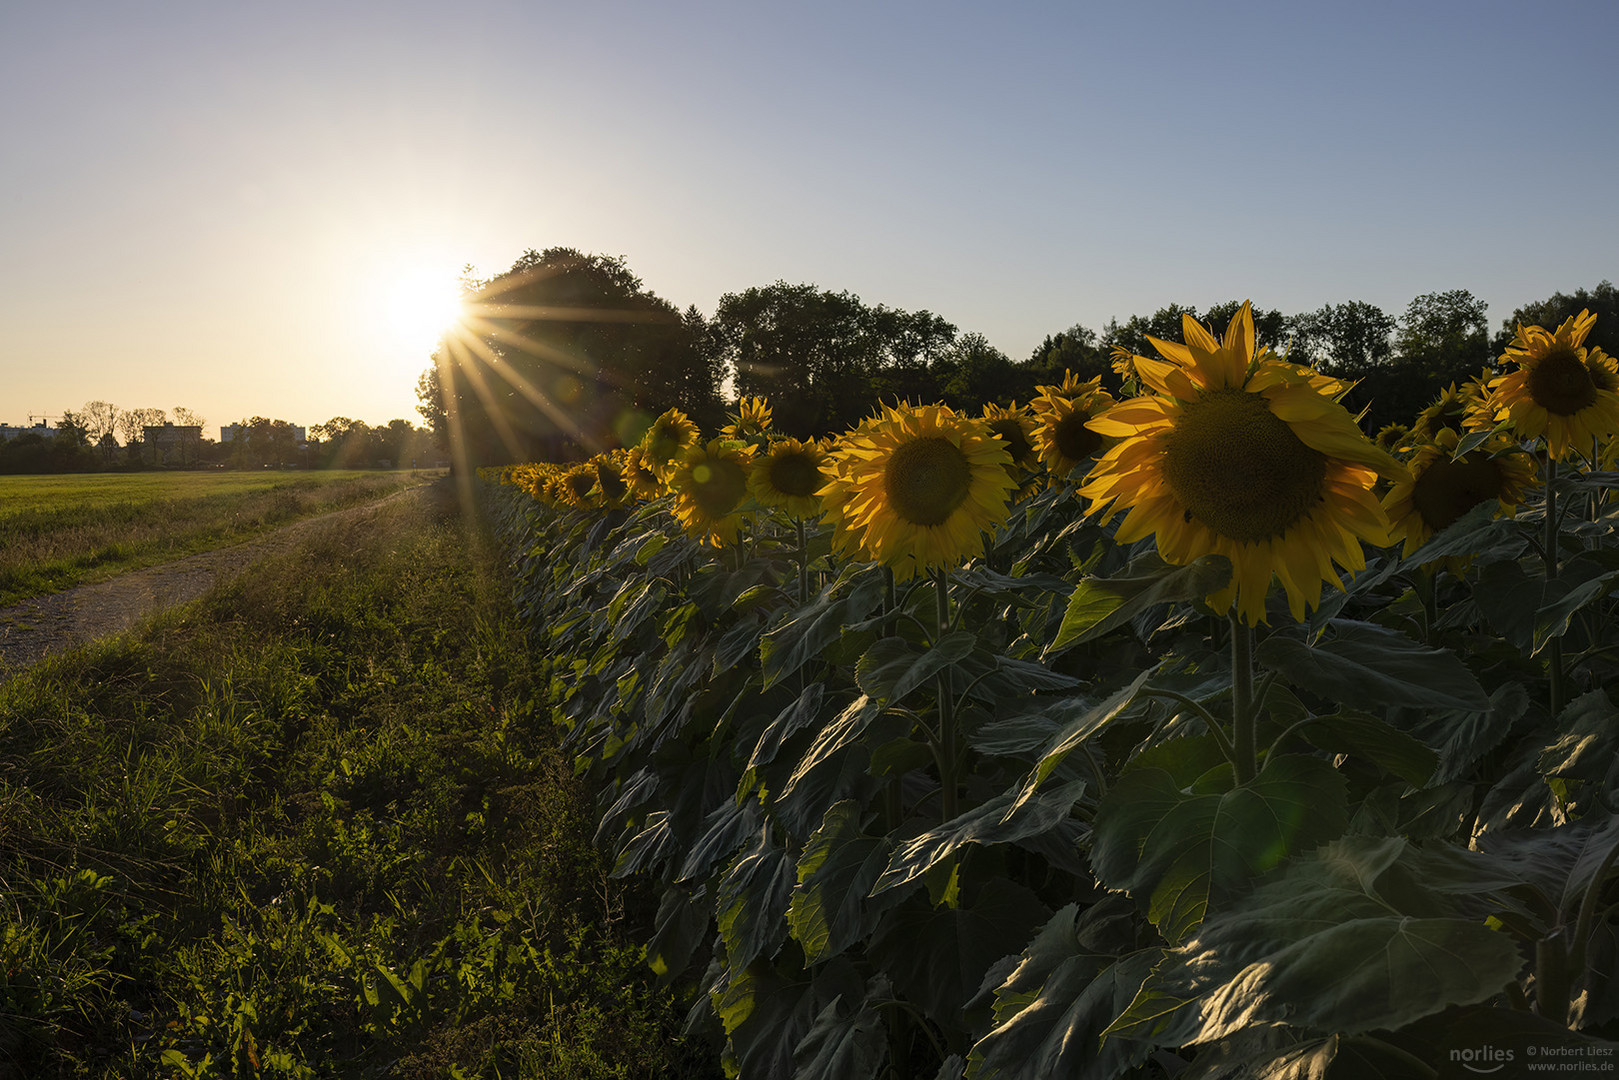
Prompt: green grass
<box><xmin>0</xmin><ymin>481</ymin><xmax>719</xmax><ymax>1078</ymax></box>
<box><xmin>0</xmin><ymin>470</ymin><xmax>437</xmax><ymax>606</ymax></box>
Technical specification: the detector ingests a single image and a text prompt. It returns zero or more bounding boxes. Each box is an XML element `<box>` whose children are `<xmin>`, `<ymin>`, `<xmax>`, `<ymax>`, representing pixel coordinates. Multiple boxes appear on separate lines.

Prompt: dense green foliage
<box><xmin>486</xmin><ymin>453</ymin><xmax>1619</xmax><ymax>1079</ymax></box>
<box><xmin>0</xmin><ymin>484</ymin><xmax>717</xmax><ymax>1077</ymax></box>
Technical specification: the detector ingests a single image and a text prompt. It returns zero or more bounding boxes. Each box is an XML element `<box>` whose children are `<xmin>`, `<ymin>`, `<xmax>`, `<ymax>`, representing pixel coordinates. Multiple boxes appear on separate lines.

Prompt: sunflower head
<box><xmin>1409</xmin><ymin>383</ymin><xmax>1475</xmax><ymax>444</ymax></box>
<box><xmin>1031</xmin><ymin>378</ymin><xmax>1115</xmax><ymax>481</ymax></box>
<box><xmin>668</xmin><ymin>438</ymin><xmax>756</xmax><ymax>546</ymax></box>
<box><xmin>749</xmin><ymin>437</ymin><xmax>829</xmax><ymax>518</ymax></box>
<box><xmin>721</xmin><ymin>396</ymin><xmax>774</xmax><ymax>445</ymax></box>
<box><xmin>1383</xmin><ymin>428</ymin><xmax>1538</xmax><ymax>557</ymax></box>
<box><xmin>819</xmin><ymin>403</ymin><xmax>1015</xmax><ymax>579</ymax></box>
<box><xmin>621</xmin><ymin>445</ymin><xmax>666</xmax><ymax>500</ymax></box>
<box><xmin>641</xmin><ymin>408</ymin><xmax>702</xmax><ymax>477</ymax></box>
<box><xmin>1479</xmin><ymin>310</ymin><xmax>1619</xmax><ymax>459</ymax></box>
<box><xmin>555</xmin><ymin>464</ymin><xmax>600</xmax><ymax>510</ymax></box>
<box><xmin>979</xmin><ymin>402</ymin><xmax>1040</xmax><ymax>474</ymax></box>
<box><xmin>590</xmin><ymin>452</ymin><xmax>631</xmax><ymax>508</ymax></box>
<box><xmin>1375</xmin><ymin>422</ymin><xmax>1412</xmax><ymax>454</ymax></box>
<box><xmin>1081</xmin><ymin>301</ymin><xmax>1405</xmax><ymax>625</ymax></box>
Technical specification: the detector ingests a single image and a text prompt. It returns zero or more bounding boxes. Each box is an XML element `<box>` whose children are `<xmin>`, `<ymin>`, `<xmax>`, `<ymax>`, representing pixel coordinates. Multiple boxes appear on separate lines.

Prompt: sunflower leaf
<box><xmin>966</xmin><ymin>905</ymin><xmax>1159</xmax><ymax>1080</ymax></box>
<box><xmin>855</xmin><ymin>630</ymin><xmax>978</xmax><ymax>704</ymax></box>
<box><xmin>1089</xmin><ymin>754</ymin><xmax>1347</xmax><ymax>944</ymax></box>
<box><xmin>1256</xmin><ymin>618</ymin><xmax>1490</xmax><ymax>711</ymax></box>
<box><xmin>870</xmin><ymin>780</ymin><xmax>1086</xmax><ymax>897</ymax></box>
<box><xmin>1107</xmin><ymin>837</ymin><xmax>1526</xmax><ymax>1044</ymax></box>
<box><xmin>1047</xmin><ymin>553</ymin><xmax>1231</xmax><ymax>652</ymax></box>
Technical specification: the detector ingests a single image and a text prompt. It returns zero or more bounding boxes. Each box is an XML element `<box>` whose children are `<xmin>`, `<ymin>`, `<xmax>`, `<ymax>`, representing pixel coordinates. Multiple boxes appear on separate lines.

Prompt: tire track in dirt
<box><xmin>0</xmin><ymin>484</ymin><xmax>430</xmax><ymax>678</ymax></box>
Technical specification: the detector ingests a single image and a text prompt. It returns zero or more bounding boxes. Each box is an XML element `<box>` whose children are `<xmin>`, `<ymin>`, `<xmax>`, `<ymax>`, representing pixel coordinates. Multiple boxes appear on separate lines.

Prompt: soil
<box><xmin>0</xmin><ymin>485</ymin><xmax>431</xmax><ymax>679</ymax></box>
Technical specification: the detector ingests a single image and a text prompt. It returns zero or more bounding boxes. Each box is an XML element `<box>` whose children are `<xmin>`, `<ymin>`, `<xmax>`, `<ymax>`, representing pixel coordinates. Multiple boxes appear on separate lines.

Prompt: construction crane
<box><xmin>28</xmin><ymin>413</ymin><xmax>55</xmax><ymax>427</ymax></box>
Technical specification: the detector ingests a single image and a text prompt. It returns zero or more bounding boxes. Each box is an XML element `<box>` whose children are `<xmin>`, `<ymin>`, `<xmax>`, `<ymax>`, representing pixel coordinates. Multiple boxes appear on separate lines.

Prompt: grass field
<box><xmin>0</xmin><ymin>470</ymin><xmax>439</xmax><ymax>606</ymax></box>
<box><xmin>0</xmin><ymin>480</ymin><xmax>716</xmax><ymax>1077</ymax></box>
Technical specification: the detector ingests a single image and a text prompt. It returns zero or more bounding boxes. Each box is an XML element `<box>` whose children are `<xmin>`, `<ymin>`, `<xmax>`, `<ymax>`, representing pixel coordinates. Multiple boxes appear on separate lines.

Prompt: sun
<box><xmin>367</xmin><ymin>260</ymin><xmax>468</xmax><ymax>360</ymax></box>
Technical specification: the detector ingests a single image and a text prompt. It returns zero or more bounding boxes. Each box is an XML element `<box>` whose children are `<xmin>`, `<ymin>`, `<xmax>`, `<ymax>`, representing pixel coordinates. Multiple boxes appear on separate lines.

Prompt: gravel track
<box><xmin>0</xmin><ymin>485</ymin><xmax>429</xmax><ymax>678</ymax></box>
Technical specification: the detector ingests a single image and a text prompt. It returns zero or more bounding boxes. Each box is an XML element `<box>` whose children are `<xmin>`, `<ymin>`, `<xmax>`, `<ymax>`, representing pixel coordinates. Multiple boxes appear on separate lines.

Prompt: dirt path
<box><xmin>0</xmin><ymin>485</ymin><xmax>431</xmax><ymax>678</ymax></box>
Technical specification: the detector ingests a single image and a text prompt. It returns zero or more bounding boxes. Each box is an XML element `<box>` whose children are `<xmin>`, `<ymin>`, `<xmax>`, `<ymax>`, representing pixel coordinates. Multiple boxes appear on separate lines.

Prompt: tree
<box><xmin>1395</xmin><ymin>289</ymin><xmax>1489</xmax><ymax>379</ymax></box>
<box><xmin>78</xmin><ymin>400</ymin><xmax>120</xmax><ymax>445</ymax></box>
<box><xmin>712</xmin><ymin>282</ymin><xmax>958</xmax><ymax>436</ymax></box>
<box><xmin>1023</xmin><ymin>324</ymin><xmax>1112</xmax><ymax>394</ymax></box>
<box><xmin>1284</xmin><ymin>301</ymin><xmax>1396</xmax><ymax>377</ymax></box>
<box><xmin>230</xmin><ymin>417</ymin><xmax>301</xmax><ymax>468</ymax></box>
<box><xmin>1493</xmin><ymin>280</ymin><xmax>1619</xmax><ymax>359</ymax></box>
<box><xmin>116</xmin><ymin>407</ymin><xmax>167</xmax><ymax>448</ymax></box>
<box><xmin>434</xmin><ymin>247</ymin><xmax>717</xmax><ymax>465</ymax></box>
<box><xmin>172</xmin><ymin>406</ymin><xmax>205</xmax><ymax>429</ymax></box>
<box><xmin>938</xmin><ymin>333</ymin><xmax>1017</xmax><ymax>410</ymax></box>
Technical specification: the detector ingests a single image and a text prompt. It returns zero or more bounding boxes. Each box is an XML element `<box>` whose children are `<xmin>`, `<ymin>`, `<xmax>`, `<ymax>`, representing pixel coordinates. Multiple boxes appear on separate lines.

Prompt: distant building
<box><xmin>220</xmin><ymin>423</ymin><xmax>307</xmax><ymax>443</ymax></box>
<box><xmin>0</xmin><ymin>421</ymin><xmax>58</xmax><ymax>441</ymax></box>
<box><xmin>144</xmin><ymin>423</ymin><xmax>203</xmax><ymax>466</ymax></box>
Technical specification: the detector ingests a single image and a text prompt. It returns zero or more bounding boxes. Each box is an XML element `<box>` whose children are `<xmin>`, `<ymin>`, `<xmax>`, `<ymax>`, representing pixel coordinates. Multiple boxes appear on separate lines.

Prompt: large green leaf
<box><xmin>678</xmin><ymin>798</ymin><xmax>763</xmax><ymax>884</ymax></box>
<box><xmin>1090</xmin><ymin>755</ymin><xmax>1347</xmax><ymax>943</ymax></box>
<box><xmin>1048</xmin><ymin>553</ymin><xmax>1231</xmax><ymax>652</ymax></box>
<box><xmin>1475</xmin><ymin>551</ymin><xmax>1619</xmax><ymax>656</ymax></box>
<box><xmin>792</xmin><ymin>977</ymin><xmax>891</xmax><ymax>1080</ymax></box>
<box><xmin>1300</xmin><ymin>710</ymin><xmax>1437</xmax><ymax>788</ymax></box>
<box><xmin>716</xmin><ymin>831</ymin><xmax>796</xmax><ymax>972</ymax></box>
<box><xmin>787</xmin><ymin>800</ymin><xmax>905</xmax><ymax>964</ymax></box>
<box><xmin>1400</xmin><ymin>499</ymin><xmax>1528</xmax><ymax>566</ymax></box>
<box><xmin>1406</xmin><ymin>681</ymin><xmax>1529</xmax><ymax>786</ymax></box>
<box><xmin>745</xmin><ymin>682</ymin><xmax>828</xmax><ymax>775</ymax></box>
<box><xmin>965</xmin><ymin>904</ymin><xmax>1158</xmax><ymax>1080</ymax></box>
<box><xmin>780</xmin><ymin>696</ymin><xmax>883</xmax><ymax>801</ymax></box>
<box><xmin>715</xmin><ymin>956</ymin><xmax>864</xmax><ymax>1080</ymax></box>
<box><xmin>856</xmin><ymin>630</ymin><xmax>978</xmax><ymax>704</ymax></box>
<box><xmin>1538</xmin><ymin>689</ymin><xmax>1619</xmax><ymax>789</ymax></box>
<box><xmin>867</xmin><ymin>879</ymin><xmax>1051</xmax><ymax>1023</ymax></box>
<box><xmin>1014</xmin><ymin>669</ymin><xmax>1155</xmax><ymax>807</ymax></box>
<box><xmin>1256</xmin><ymin>619</ymin><xmax>1489</xmax><ymax>711</ymax></box>
<box><xmin>648</xmin><ymin>884</ymin><xmax>709</xmax><ymax>984</ymax></box>
<box><xmin>871</xmin><ymin>780</ymin><xmax>1086</xmax><ymax>897</ymax></box>
<box><xmin>1106</xmin><ymin>837</ymin><xmax>1524</xmax><ymax>1045</ymax></box>
<box><xmin>761</xmin><ymin>565</ymin><xmax>886</xmax><ymax>688</ymax></box>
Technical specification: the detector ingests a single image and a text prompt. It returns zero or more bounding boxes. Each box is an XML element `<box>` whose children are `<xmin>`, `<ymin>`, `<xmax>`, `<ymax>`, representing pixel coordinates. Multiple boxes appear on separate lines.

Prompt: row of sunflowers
<box><xmin>485</xmin><ymin>303</ymin><xmax>1619</xmax><ymax>1079</ymax></box>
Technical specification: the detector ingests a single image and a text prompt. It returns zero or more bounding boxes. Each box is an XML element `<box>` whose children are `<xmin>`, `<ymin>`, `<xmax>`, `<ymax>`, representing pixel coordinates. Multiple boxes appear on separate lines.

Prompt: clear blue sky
<box><xmin>3</xmin><ymin>0</ymin><xmax>1615</xmax><ymax>435</ymax></box>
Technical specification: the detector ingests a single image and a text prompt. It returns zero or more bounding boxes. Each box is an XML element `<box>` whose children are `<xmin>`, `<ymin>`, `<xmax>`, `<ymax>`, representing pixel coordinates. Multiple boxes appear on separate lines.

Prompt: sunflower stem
<box><xmin>1544</xmin><ymin>457</ymin><xmax>1566</xmax><ymax>720</ymax></box>
<box><xmin>1230</xmin><ymin>615</ymin><xmax>1257</xmax><ymax>786</ymax></box>
<box><xmin>794</xmin><ymin>517</ymin><xmax>809</xmax><ymax>608</ymax></box>
<box><xmin>934</xmin><ymin>568</ymin><xmax>959</xmax><ymax>823</ymax></box>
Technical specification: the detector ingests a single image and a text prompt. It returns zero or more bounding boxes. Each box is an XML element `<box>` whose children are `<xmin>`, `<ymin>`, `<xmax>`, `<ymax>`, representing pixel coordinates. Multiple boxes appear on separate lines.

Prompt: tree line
<box><xmin>0</xmin><ymin>405</ymin><xmax>437</xmax><ymax>474</ymax></box>
<box><xmin>420</xmin><ymin>245</ymin><xmax>1619</xmax><ymax>464</ymax></box>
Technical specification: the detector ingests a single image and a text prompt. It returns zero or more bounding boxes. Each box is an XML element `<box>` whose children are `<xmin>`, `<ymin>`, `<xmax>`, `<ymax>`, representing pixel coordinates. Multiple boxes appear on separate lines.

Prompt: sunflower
<box><xmin>1110</xmin><ymin>346</ymin><xmax>1143</xmax><ymax>385</ymax></box>
<box><xmin>979</xmin><ymin>403</ymin><xmax>1040</xmax><ymax>474</ymax></box>
<box><xmin>668</xmin><ymin>438</ymin><xmax>756</xmax><ymax>546</ymax></box>
<box><xmin>1374</xmin><ymin>422</ymin><xmax>1412</xmax><ymax>454</ymax></box>
<box><xmin>621</xmin><ymin>445</ymin><xmax>665</xmax><ymax>501</ymax></box>
<box><xmin>554</xmin><ymin>464</ymin><xmax>600</xmax><ymax>510</ymax></box>
<box><xmin>1409</xmin><ymin>383</ymin><xmax>1475</xmax><ymax>444</ymax></box>
<box><xmin>640</xmin><ymin>408</ymin><xmax>702</xmax><ymax>478</ymax></box>
<box><xmin>819</xmin><ymin>403</ymin><xmax>1015</xmax><ymax>578</ymax></box>
<box><xmin>1079</xmin><ymin>302</ymin><xmax>1405</xmax><ymax>625</ymax></box>
<box><xmin>1382</xmin><ymin>429</ymin><xmax>1537</xmax><ymax>557</ymax></box>
<box><xmin>1473</xmin><ymin>310</ymin><xmax>1619</xmax><ymax>460</ymax></box>
<box><xmin>1031</xmin><ymin>378</ymin><xmax>1115</xmax><ymax>481</ymax></box>
<box><xmin>590</xmin><ymin>451</ymin><xmax>631</xmax><ymax>508</ymax></box>
<box><xmin>749</xmin><ymin>437</ymin><xmax>829</xmax><ymax>517</ymax></box>
<box><xmin>721</xmin><ymin>396</ymin><xmax>774</xmax><ymax>445</ymax></box>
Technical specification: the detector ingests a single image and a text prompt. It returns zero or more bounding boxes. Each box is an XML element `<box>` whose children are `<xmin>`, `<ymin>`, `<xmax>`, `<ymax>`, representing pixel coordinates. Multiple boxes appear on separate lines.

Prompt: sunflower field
<box><xmin>481</xmin><ymin>304</ymin><xmax>1619</xmax><ymax>1078</ymax></box>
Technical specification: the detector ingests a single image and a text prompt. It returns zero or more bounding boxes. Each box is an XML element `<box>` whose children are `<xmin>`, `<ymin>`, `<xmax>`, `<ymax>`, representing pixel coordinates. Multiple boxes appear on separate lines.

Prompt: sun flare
<box><xmin>368</xmin><ymin>261</ymin><xmax>467</xmax><ymax>360</ymax></box>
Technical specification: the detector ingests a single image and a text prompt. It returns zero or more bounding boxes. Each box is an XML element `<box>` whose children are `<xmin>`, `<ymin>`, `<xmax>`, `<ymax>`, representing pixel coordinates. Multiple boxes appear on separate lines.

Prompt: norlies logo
<box><xmin>1452</xmin><ymin>1045</ymin><xmax>1516</xmax><ymax>1073</ymax></box>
